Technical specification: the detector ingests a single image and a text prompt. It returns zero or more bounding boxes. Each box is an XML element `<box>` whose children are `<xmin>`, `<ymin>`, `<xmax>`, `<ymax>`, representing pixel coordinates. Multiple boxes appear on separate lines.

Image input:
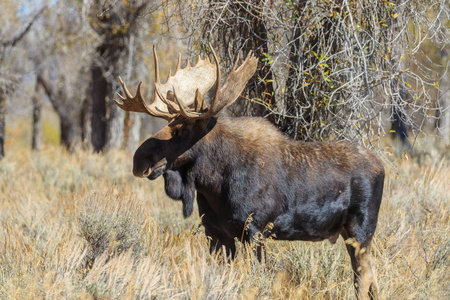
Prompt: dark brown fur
<box><xmin>134</xmin><ymin>115</ymin><xmax>384</xmax><ymax>299</ymax></box>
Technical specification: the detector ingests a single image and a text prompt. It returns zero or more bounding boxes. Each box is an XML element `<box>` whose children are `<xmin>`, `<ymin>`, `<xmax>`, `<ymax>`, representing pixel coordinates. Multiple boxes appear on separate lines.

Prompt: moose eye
<box><xmin>173</xmin><ymin>127</ymin><xmax>187</xmax><ymax>138</ymax></box>
<box><xmin>180</xmin><ymin>128</ymin><xmax>189</xmax><ymax>136</ymax></box>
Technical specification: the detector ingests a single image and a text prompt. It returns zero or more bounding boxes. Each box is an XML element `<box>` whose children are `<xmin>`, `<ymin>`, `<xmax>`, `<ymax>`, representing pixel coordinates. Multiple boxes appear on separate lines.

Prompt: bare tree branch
<box><xmin>176</xmin><ymin>0</ymin><xmax>449</xmax><ymax>148</ymax></box>
<box><xmin>1</xmin><ymin>7</ymin><xmax>45</xmax><ymax>47</ymax></box>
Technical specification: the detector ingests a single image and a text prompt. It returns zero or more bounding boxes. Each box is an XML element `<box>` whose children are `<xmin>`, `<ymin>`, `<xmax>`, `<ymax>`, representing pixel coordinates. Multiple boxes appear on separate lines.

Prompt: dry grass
<box><xmin>0</xmin><ymin>131</ymin><xmax>449</xmax><ymax>299</ymax></box>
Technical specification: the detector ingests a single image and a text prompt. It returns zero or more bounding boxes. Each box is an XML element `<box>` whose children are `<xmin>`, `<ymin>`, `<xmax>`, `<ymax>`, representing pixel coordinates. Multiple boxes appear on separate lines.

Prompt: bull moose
<box><xmin>114</xmin><ymin>45</ymin><xmax>384</xmax><ymax>299</ymax></box>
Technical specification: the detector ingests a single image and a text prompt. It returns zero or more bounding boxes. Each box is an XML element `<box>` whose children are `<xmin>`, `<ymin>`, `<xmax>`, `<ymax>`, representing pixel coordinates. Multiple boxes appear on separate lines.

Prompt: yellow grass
<box><xmin>0</xmin><ymin>129</ymin><xmax>449</xmax><ymax>299</ymax></box>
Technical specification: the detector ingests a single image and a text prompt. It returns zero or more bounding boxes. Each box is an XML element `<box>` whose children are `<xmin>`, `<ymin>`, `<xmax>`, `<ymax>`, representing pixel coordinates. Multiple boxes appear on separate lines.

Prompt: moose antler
<box><xmin>115</xmin><ymin>77</ymin><xmax>175</xmax><ymax>120</ymax></box>
<box><xmin>115</xmin><ymin>44</ymin><xmax>258</xmax><ymax>121</ymax></box>
<box><xmin>115</xmin><ymin>45</ymin><xmax>218</xmax><ymax>120</ymax></box>
<box><xmin>157</xmin><ymin>46</ymin><xmax>258</xmax><ymax>120</ymax></box>
<box><xmin>114</xmin><ymin>46</ymin><xmax>178</xmax><ymax>120</ymax></box>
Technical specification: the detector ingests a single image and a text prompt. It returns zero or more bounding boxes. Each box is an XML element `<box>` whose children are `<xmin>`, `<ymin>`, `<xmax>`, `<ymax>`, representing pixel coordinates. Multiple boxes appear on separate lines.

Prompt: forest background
<box><xmin>0</xmin><ymin>0</ymin><xmax>449</xmax><ymax>299</ymax></box>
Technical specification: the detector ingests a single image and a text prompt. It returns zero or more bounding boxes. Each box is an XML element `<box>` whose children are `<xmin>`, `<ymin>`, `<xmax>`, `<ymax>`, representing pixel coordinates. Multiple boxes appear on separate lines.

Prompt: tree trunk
<box><xmin>87</xmin><ymin>1</ymin><xmax>149</xmax><ymax>152</ymax></box>
<box><xmin>37</xmin><ymin>73</ymin><xmax>79</xmax><ymax>151</ymax></box>
<box><xmin>121</xmin><ymin>33</ymin><xmax>140</xmax><ymax>150</ymax></box>
<box><xmin>283</xmin><ymin>8</ymin><xmax>303</xmax><ymax>139</ymax></box>
<box><xmin>204</xmin><ymin>1</ymin><xmax>275</xmax><ymax>119</ymax></box>
<box><xmin>438</xmin><ymin>70</ymin><xmax>450</xmax><ymax>144</ymax></box>
<box><xmin>105</xmin><ymin>96</ymin><xmax>124</xmax><ymax>150</ymax></box>
<box><xmin>437</xmin><ymin>33</ymin><xmax>449</xmax><ymax>144</ymax></box>
<box><xmin>0</xmin><ymin>89</ymin><xmax>5</xmax><ymax>158</ymax></box>
<box><xmin>390</xmin><ymin>48</ymin><xmax>410</xmax><ymax>148</ymax></box>
<box><xmin>90</xmin><ymin>66</ymin><xmax>108</xmax><ymax>152</ymax></box>
<box><xmin>80</xmin><ymin>96</ymin><xmax>92</xmax><ymax>149</ymax></box>
<box><xmin>123</xmin><ymin>112</ymin><xmax>141</xmax><ymax>150</ymax></box>
<box><xmin>240</xmin><ymin>1</ymin><xmax>275</xmax><ymax>119</ymax></box>
<box><xmin>31</xmin><ymin>89</ymin><xmax>42</xmax><ymax>151</ymax></box>
<box><xmin>390</xmin><ymin>99</ymin><xmax>409</xmax><ymax>144</ymax></box>
<box><xmin>284</xmin><ymin>1</ymin><xmax>338</xmax><ymax>141</ymax></box>
<box><xmin>60</xmin><ymin>117</ymin><xmax>77</xmax><ymax>151</ymax></box>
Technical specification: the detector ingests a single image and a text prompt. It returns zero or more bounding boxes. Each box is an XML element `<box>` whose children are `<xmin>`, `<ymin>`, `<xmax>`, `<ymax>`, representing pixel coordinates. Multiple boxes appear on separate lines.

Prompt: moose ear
<box><xmin>194</xmin><ymin>89</ymin><xmax>208</xmax><ymax>113</ymax></box>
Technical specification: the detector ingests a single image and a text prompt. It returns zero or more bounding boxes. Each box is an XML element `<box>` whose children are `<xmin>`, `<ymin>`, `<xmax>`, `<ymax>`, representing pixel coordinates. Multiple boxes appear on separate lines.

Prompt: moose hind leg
<box><xmin>247</xmin><ymin>230</ymin><xmax>267</xmax><ymax>263</ymax></box>
<box><xmin>343</xmin><ymin>175</ymin><xmax>382</xmax><ymax>299</ymax></box>
<box><xmin>341</xmin><ymin>229</ymin><xmax>378</xmax><ymax>300</ymax></box>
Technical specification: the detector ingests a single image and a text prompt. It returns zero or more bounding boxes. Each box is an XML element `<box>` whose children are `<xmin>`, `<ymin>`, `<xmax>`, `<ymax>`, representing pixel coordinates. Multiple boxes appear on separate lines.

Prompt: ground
<box><xmin>0</xmin><ymin>118</ymin><xmax>449</xmax><ymax>299</ymax></box>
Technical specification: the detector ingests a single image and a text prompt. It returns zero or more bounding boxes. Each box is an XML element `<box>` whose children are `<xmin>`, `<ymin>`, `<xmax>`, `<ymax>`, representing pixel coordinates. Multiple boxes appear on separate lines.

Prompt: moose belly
<box><xmin>272</xmin><ymin>212</ymin><xmax>347</xmax><ymax>241</ymax></box>
<box><xmin>271</xmin><ymin>195</ymin><xmax>349</xmax><ymax>241</ymax></box>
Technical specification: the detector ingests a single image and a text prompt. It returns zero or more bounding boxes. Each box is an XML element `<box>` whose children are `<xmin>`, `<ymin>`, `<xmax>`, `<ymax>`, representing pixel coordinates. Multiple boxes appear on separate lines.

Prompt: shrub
<box><xmin>78</xmin><ymin>190</ymin><xmax>145</xmax><ymax>270</ymax></box>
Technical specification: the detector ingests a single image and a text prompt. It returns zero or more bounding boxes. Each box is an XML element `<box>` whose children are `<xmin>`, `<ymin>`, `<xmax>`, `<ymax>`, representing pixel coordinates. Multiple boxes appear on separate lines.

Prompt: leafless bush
<box><xmin>176</xmin><ymin>0</ymin><xmax>449</xmax><ymax>146</ymax></box>
<box><xmin>78</xmin><ymin>191</ymin><xmax>145</xmax><ymax>269</ymax></box>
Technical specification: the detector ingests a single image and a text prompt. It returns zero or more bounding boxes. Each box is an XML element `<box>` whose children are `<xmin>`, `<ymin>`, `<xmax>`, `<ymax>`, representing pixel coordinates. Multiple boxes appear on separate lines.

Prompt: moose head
<box><xmin>115</xmin><ymin>45</ymin><xmax>258</xmax><ymax>180</ymax></box>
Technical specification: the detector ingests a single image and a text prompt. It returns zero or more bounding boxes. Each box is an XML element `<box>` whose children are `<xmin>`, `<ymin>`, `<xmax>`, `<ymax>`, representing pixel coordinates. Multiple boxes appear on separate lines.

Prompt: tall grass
<box><xmin>0</xmin><ymin>139</ymin><xmax>448</xmax><ymax>299</ymax></box>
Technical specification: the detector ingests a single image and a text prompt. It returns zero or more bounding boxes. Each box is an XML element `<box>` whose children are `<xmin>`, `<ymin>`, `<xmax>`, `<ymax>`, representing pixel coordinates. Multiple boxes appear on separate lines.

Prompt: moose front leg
<box><xmin>197</xmin><ymin>193</ymin><xmax>236</xmax><ymax>259</ymax></box>
<box><xmin>206</xmin><ymin>229</ymin><xmax>236</xmax><ymax>259</ymax></box>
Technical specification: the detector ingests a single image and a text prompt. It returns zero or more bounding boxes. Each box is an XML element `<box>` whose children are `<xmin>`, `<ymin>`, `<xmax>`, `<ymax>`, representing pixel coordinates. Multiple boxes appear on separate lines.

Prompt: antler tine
<box><xmin>155</xmin><ymin>84</ymin><xmax>200</xmax><ymax>120</ymax></box>
<box><xmin>114</xmin><ymin>76</ymin><xmax>175</xmax><ymax>120</ymax></box>
<box><xmin>114</xmin><ymin>92</ymin><xmax>126</xmax><ymax>108</ymax></box>
<box><xmin>119</xmin><ymin>76</ymin><xmax>134</xmax><ymax>99</ymax></box>
<box><xmin>169</xmin><ymin>89</ymin><xmax>195</xmax><ymax>119</ymax></box>
<box><xmin>114</xmin><ymin>77</ymin><xmax>149</xmax><ymax>114</ymax></box>
<box><xmin>194</xmin><ymin>47</ymin><xmax>257</xmax><ymax>120</ymax></box>
<box><xmin>155</xmin><ymin>87</ymin><xmax>180</xmax><ymax>113</ymax></box>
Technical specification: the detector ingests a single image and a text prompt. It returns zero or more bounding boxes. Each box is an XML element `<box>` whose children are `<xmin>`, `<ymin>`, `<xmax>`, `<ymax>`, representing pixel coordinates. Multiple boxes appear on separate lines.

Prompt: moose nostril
<box><xmin>132</xmin><ymin>169</ymin><xmax>141</xmax><ymax>178</ymax></box>
<box><xmin>143</xmin><ymin>167</ymin><xmax>151</xmax><ymax>177</ymax></box>
<box><xmin>133</xmin><ymin>164</ymin><xmax>150</xmax><ymax>178</ymax></box>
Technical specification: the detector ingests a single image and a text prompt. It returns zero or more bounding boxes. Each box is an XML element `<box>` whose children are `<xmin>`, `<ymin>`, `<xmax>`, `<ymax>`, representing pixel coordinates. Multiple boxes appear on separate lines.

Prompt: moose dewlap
<box><xmin>114</xmin><ymin>44</ymin><xmax>384</xmax><ymax>300</ymax></box>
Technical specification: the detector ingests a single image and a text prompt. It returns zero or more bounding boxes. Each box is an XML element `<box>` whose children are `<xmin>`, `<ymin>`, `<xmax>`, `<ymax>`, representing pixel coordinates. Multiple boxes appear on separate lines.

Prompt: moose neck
<box><xmin>181</xmin><ymin>116</ymin><xmax>292</xmax><ymax>190</ymax></box>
